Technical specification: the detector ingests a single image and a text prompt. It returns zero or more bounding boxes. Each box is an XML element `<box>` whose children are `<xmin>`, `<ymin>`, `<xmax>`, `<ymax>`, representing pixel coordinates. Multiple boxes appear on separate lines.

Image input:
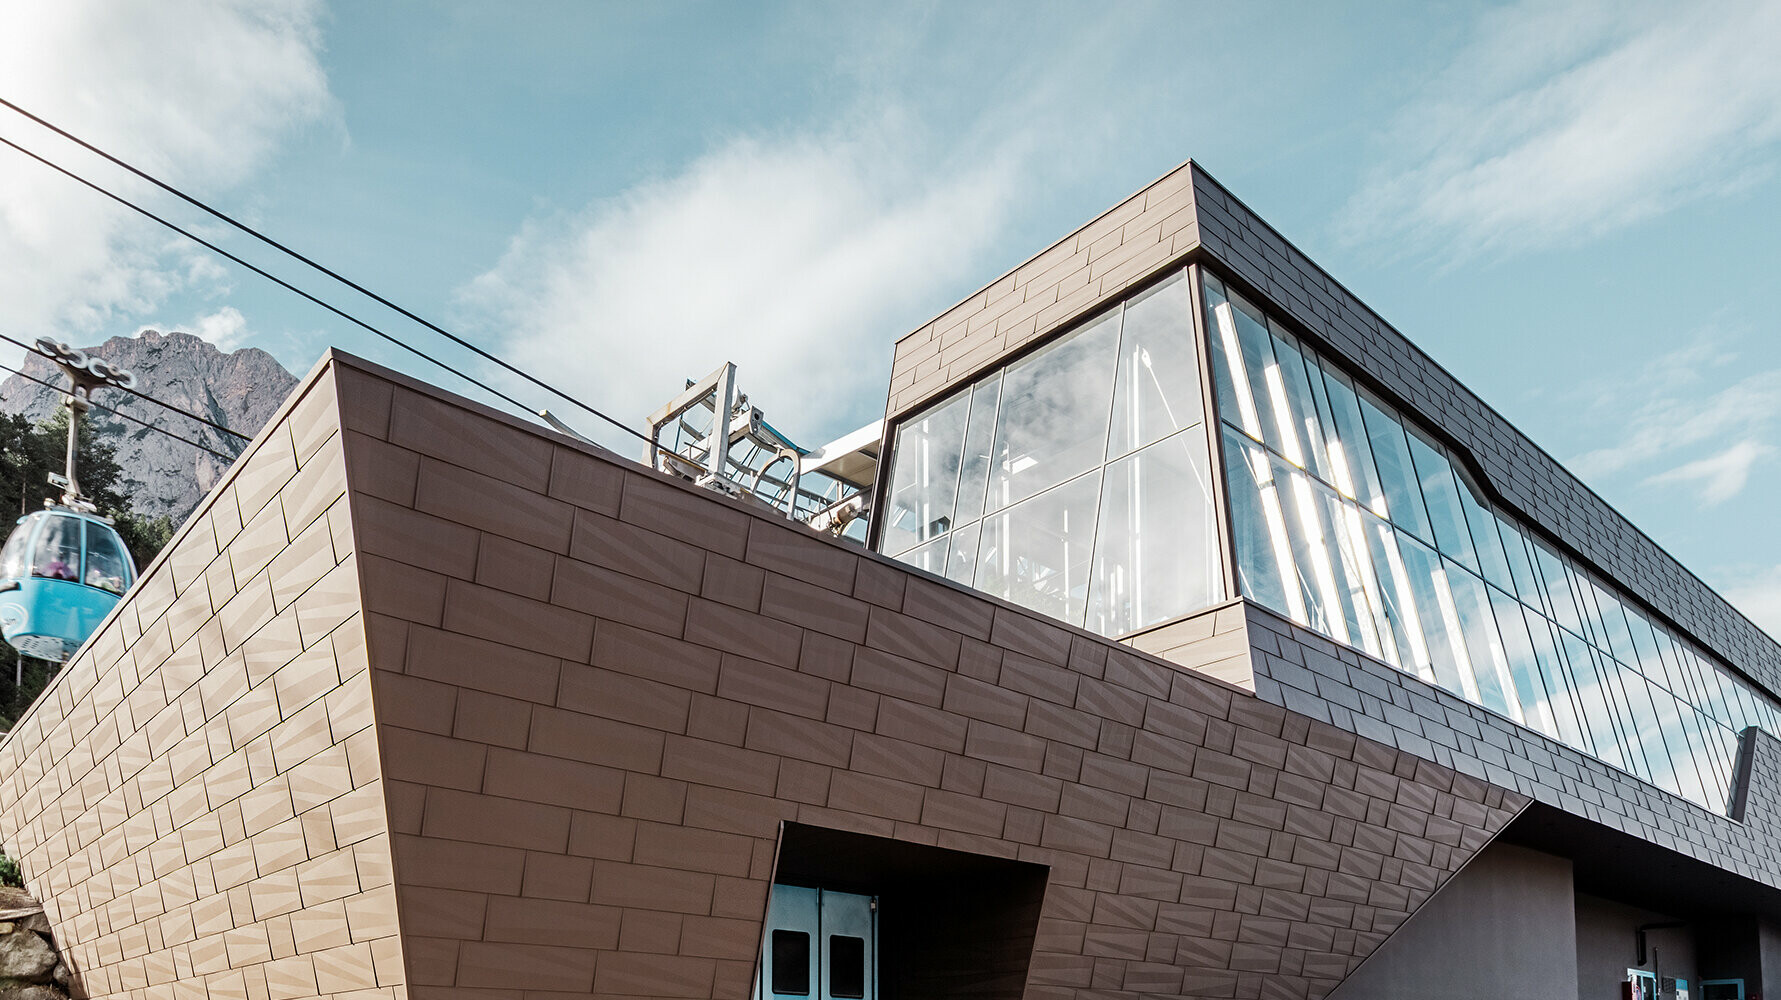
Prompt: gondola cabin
<box><xmin>0</xmin><ymin>509</ymin><xmax>136</xmax><ymax>662</ymax></box>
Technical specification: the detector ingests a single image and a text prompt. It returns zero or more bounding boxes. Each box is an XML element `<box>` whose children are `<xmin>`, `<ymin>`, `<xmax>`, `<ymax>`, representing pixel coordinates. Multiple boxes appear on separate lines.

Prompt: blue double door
<box><xmin>758</xmin><ymin>886</ymin><xmax>876</xmax><ymax>1000</ymax></box>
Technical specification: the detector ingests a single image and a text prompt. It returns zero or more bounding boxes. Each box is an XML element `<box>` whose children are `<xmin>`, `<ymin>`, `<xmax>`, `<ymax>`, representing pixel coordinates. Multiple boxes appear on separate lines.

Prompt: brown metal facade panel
<box><xmin>885</xmin><ymin>161</ymin><xmax>1202</xmax><ymax>420</ymax></box>
<box><xmin>339</xmin><ymin>358</ymin><xmax>1529</xmax><ymax>1000</ymax></box>
<box><xmin>0</xmin><ymin>362</ymin><xmax>405</xmax><ymax>1000</ymax></box>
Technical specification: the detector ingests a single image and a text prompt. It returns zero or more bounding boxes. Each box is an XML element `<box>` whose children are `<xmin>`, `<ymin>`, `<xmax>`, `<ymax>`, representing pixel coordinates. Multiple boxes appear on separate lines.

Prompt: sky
<box><xmin>2</xmin><ymin>0</ymin><xmax>1781</xmax><ymax>635</ymax></box>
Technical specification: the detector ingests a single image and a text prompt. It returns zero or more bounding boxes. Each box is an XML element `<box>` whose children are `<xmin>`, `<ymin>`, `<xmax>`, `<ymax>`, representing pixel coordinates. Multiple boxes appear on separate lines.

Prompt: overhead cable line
<box><xmin>0</xmin><ymin>96</ymin><xmax>651</xmax><ymax>447</ymax></box>
<box><xmin>0</xmin><ymin>133</ymin><xmax>587</xmax><ymax>439</ymax></box>
<box><xmin>0</xmin><ymin>360</ymin><xmax>236</xmax><ymax>461</ymax></box>
<box><xmin>0</xmin><ymin>329</ymin><xmax>251</xmax><ymax>443</ymax></box>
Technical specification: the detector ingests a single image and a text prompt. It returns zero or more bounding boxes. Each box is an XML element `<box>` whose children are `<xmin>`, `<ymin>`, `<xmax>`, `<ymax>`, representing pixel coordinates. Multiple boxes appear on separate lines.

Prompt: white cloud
<box><xmin>461</xmin><ymin>113</ymin><xmax>1030</xmax><ymax>449</ymax></box>
<box><xmin>0</xmin><ymin>0</ymin><xmax>335</xmax><ymax>343</ymax></box>
<box><xmin>189</xmin><ymin>306</ymin><xmax>249</xmax><ymax>351</ymax></box>
<box><xmin>1724</xmin><ymin>565</ymin><xmax>1781</xmax><ymax>639</ymax></box>
<box><xmin>1568</xmin><ymin>327</ymin><xmax>1781</xmax><ymax>493</ymax></box>
<box><xmin>1340</xmin><ymin>0</ymin><xmax>1781</xmax><ymax>257</ymax></box>
<box><xmin>1646</xmin><ymin>440</ymin><xmax>1772</xmax><ymax>505</ymax></box>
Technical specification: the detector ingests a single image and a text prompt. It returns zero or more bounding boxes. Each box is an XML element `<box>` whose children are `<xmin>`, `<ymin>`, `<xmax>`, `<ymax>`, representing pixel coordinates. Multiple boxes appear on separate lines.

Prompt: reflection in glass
<box><xmin>976</xmin><ymin>472</ymin><xmax>1102</xmax><ymax>625</ymax></box>
<box><xmin>1444</xmin><ymin>564</ymin><xmax>1518</xmax><ymax>721</ymax></box>
<box><xmin>881</xmin><ymin>391</ymin><xmax>970</xmax><ymax>555</ymax></box>
<box><xmin>1406</xmin><ymin>430</ymin><xmax>1478</xmax><ymax>574</ymax></box>
<box><xmin>985</xmin><ymin>307</ymin><xmax>1120</xmax><ymax>513</ymax></box>
<box><xmin>1224</xmin><ymin>427</ymin><xmax>1298</xmax><ymax>620</ymax></box>
<box><xmin>1318</xmin><ymin>368</ymin><xmax>1389</xmax><ymax>516</ymax></box>
<box><xmin>944</xmin><ymin>523</ymin><xmax>981</xmax><ymax>588</ymax></box>
<box><xmin>1108</xmin><ymin>272</ymin><xmax>1198</xmax><ymax>459</ymax></box>
<box><xmin>1396</xmin><ymin>532</ymin><xmax>1472</xmax><ymax>699</ymax></box>
<box><xmin>1358</xmin><ymin>393</ymin><xmax>1435</xmax><ymax>545</ymax></box>
<box><xmin>1455</xmin><ymin>469</ymin><xmax>1514</xmax><ymax>591</ymax></box>
<box><xmin>877</xmin><ymin>266</ymin><xmax>1225</xmax><ymax>640</ymax></box>
<box><xmin>1086</xmin><ymin>430</ymin><xmax>1219</xmax><ymax>637</ymax></box>
<box><xmin>954</xmin><ymin>375</ymin><xmax>1002</xmax><ymax>526</ymax></box>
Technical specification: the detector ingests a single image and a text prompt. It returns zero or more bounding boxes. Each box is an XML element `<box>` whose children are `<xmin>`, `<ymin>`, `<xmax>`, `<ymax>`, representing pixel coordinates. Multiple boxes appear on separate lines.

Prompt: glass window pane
<box><xmin>1086</xmin><ymin>429</ymin><xmax>1221</xmax><ymax>637</ymax></box>
<box><xmin>1530</xmin><ymin>541</ymin><xmax>1584</xmax><ymax>636</ymax></box>
<box><xmin>1650</xmin><ymin>684</ymin><xmax>1710</xmax><ymax>808</ymax></box>
<box><xmin>1202</xmin><ymin>273</ymin><xmax>1251</xmax><ymax>435</ymax></box>
<box><xmin>771</xmin><ymin>930</ymin><xmax>811</xmax><ymax>996</ymax></box>
<box><xmin>0</xmin><ymin>521</ymin><xmax>31</xmax><ymax>580</ymax></box>
<box><xmin>944</xmin><ymin>523</ymin><xmax>981</xmax><ymax>588</ymax></box>
<box><xmin>1525</xmin><ymin>609</ymin><xmax>1591</xmax><ymax>753</ymax></box>
<box><xmin>984</xmin><ymin>308</ymin><xmax>1120</xmax><ymax>512</ymax></box>
<box><xmin>1319</xmin><ymin>491</ymin><xmax>1390</xmax><ymax>663</ymax></box>
<box><xmin>881</xmin><ymin>390</ymin><xmax>971</xmax><ymax>555</ymax></box>
<box><xmin>954</xmin><ymin>374</ymin><xmax>1003</xmax><ymax>527</ymax></box>
<box><xmin>830</xmin><ymin>936</ymin><xmax>866</xmax><ymax>999</ymax></box>
<box><xmin>1443</xmin><ymin>563</ymin><xmax>1518</xmax><ymax>720</ymax></box>
<box><xmin>1497</xmin><ymin>518</ymin><xmax>1543</xmax><ymax>609</ymax></box>
<box><xmin>1316</xmin><ymin>367</ymin><xmax>1389</xmax><ymax>515</ymax></box>
<box><xmin>84</xmin><ymin>525</ymin><xmax>130</xmax><ymax>594</ymax></box>
<box><xmin>1269</xmin><ymin>327</ymin><xmax>1330</xmax><ymax>475</ymax></box>
<box><xmin>1621</xmin><ymin>608</ymin><xmax>1665</xmax><ymax>685</ymax></box>
<box><xmin>1452</xmin><ymin>467</ymin><xmax>1513</xmax><ymax>591</ymax></box>
<box><xmin>1618</xmin><ymin>669</ymin><xmax>1672</xmax><ymax>793</ymax></box>
<box><xmin>1560</xmin><ymin>630</ymin><xmax>1627</xmax><ymax>772</ymax></box>
<box><xmin>1357</xmin><ymin>392</ymin><xmax>1435</xmax><ymax>544</ymax></box>
<box><xmin>1108</xmin><ymin>271</ymin><xmax>1199</xmax><ymax>459</ymax></box>
<box><xmin>1206</xmin><ymin>281</ymin><xmax>1287</xmax><ymax>451</ymax></box>
<box><xmin>1395</xmin><ymin>531</ymin><xmax>1472</xmax><ymax>699</ymax></box>
<box><xmin>1365</xmin><ymin>515</ymin><xmax>1432</xmax><ymax>681</ymax></box>
<box><xmin>1405</xmin><ymin>431</ymin><xmax>1479</xmax><ymax>573</ymax></box>
<box><xmin>1598</xmin><ymin>652</ymin><xmax>1652</xmax><ymax>781</ymax></box>
<box><xmin>1279</xmin><ymin>462</ymin><xmax>1349</xmax><ymax>644</ymax></box>
<box><xmin>1589</xmin><ymin>582</ymin><xmax>1638</xmax><ymax>667</ymax></box>
<box><xmin>1488</xmin><ymin>586</ymin><xmax>1553</xmax><ymax>737</ymax></box>
<box><xmin>1222</xmin><ymin>426</ymin><xmax>1299</xmax><ymax>621</ymax></box>
<box><xmin>892</xmin><ymin>535</ymin><xmax>949</xmax><ymax>578</ymax></box>
<box><xmin>32</xmin><ymin>515</ymin><xmax>81</xmax><ymax>581</ymax></box>
<box><xmin>975</xmin><ymin>471</ymin><xmax>1102</xmax><ymax>626</ymax></box>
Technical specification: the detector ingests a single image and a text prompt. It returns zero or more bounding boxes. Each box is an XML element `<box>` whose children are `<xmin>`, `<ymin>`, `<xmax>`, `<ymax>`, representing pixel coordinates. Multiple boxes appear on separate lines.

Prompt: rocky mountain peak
<box><xmin>0</xmin><ymin>330</ymin><xmax>299</xmax><ymax>521</ymax></box>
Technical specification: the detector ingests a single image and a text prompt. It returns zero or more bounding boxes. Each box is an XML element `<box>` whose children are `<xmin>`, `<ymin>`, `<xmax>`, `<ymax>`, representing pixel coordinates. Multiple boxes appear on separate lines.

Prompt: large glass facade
<box><xmin>1204</xmin><ymin>270</ymin><xmax>1780</xmax><ymax>814</ymax></box>
<box><xmin>877</xmin><ymin>270</ymin><xmax>1223</xmax><ymax>637</ymax></box>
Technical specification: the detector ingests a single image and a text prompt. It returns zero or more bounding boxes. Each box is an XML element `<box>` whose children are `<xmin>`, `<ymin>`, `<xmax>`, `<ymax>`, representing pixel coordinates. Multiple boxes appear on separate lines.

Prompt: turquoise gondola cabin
<box><xmin>0</xmin><ymin>509</ymin><xmax>135</xmax><ymax>662</ymax></box>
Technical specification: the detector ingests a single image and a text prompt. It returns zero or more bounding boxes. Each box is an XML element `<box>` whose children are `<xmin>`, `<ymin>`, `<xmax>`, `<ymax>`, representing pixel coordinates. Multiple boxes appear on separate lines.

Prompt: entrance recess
<box><xmin>759</xmin><ymin>885</ymin><xmax>877</xmax><ymax>1000</ymax></box>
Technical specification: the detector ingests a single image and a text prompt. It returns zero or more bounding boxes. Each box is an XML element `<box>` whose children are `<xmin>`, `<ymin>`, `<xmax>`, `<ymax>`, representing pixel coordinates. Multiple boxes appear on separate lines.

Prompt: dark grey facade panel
<box><xmin>1186</xmin><ymin>163</ymin><xmax>1781</xmax><ymax>700</ymax></box>
<box><xmin>1242</xmin><ymin>600</ymin><xmax>1781</xmax><ymax>892</ymax></box>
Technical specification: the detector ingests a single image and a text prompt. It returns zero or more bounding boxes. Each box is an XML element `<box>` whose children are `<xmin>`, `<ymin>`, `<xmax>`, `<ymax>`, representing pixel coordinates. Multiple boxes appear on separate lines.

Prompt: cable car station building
<box><xmin>2</xmin><ymin>161</ymin><xmax>1780</xmax><ymax>1000</ymax></box>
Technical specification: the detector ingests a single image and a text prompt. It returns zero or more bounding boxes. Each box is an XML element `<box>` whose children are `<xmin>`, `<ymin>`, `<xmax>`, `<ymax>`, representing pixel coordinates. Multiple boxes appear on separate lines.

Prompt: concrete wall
<box><xmin>333</xmin><ymin>355</ymin><xmax>1530</xmax><ymax>1000</ymax></box>
<box><xmin>0</xmin><ymin>365</ymin><xmax>403</xmax><ymax>1000</ymax></box>
<box><xmin>1327</xmin><ymin>843</ymin><xmax>1576</xmax><ymax>1000</ymax></box>
<box><xmin>1576</xmin><ymin>894</ymin><xmax>1696</xmax><ymax>1000</ymax></box>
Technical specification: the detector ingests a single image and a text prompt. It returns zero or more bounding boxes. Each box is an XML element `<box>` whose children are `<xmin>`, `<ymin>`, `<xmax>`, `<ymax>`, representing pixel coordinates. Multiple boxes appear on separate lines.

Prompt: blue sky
<box><xmin>3</xmin><ymin>0</ymin><xmax>1781</xmax><ymax>633</ymax></box>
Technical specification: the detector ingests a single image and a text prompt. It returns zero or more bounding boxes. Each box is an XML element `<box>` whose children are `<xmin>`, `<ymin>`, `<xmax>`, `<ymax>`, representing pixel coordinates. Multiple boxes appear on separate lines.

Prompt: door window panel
<box><xmin>830</xmin><ymin>937</ymin><xmax>866</xmax><ymax>999</ymax></box>
<box><xmin>772</xmin><ymin>931</ymin><xmax>811</xmax><ymax>995</ymax></box>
